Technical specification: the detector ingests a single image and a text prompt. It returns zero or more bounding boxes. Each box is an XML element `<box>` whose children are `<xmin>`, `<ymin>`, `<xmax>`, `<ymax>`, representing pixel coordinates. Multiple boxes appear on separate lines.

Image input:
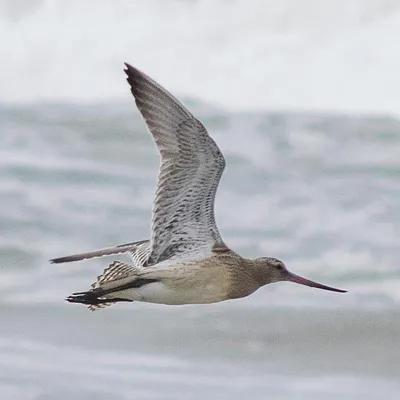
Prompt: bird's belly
<box><xmin>120</xmin><ymin>281</ymin><xmax>227</xmax><ymax>305</ymax></box>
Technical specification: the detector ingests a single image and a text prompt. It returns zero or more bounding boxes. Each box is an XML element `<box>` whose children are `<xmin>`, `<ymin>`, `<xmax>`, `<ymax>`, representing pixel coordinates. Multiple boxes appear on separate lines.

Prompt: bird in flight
<box><xmin>51</xmin><ymin>63</ymin><xmax>346</xmax><ymax>310</ymax></box>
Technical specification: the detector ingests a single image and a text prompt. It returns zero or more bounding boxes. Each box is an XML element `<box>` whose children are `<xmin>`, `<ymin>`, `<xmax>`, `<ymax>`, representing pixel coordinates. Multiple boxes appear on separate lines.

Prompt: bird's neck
<box><xmin>211</xmin><ymin>245</ymin><xmax>273</xmax><ymax>297</ymax></box>
<box><xmin>244</xmin><ymin>259</ymin><xmax>273</xmax><ymax>286</ymax></box>
<box><xmin>224</xmin><ymin>257</ymin><xmax>273</xmax><ymax>299</ymax></box>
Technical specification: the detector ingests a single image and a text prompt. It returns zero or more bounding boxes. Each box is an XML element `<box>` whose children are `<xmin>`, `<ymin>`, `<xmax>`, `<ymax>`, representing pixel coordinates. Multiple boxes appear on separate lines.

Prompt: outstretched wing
<box><xmin>125</xmin><ymin>64</ymin><xmax>226</xmax><ymax>265</ymax></box>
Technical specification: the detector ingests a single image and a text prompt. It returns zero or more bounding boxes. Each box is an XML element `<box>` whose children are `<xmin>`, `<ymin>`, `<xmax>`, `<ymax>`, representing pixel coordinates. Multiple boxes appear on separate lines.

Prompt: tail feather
<box><xmin>50</xmin><ymin>239</ymin><xmax>149</xmax><ymax>264</ymax></box>
<box><xmin>66</xmin><ymin>260</ymin><xmax>142</xmax><ymax>311</ymax></box>
<box><xmin>92</xmin><ymin>261</ymin><xmax>140</xmax><ymax>290</ymax></box>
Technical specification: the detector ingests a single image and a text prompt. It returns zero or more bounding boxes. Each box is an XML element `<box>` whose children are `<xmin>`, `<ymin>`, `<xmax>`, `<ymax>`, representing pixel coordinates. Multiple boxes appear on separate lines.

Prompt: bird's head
<box><xmin>254</xmin><ymin>257</ymin><xmax>346</xmax><ymax>293</ymax></box>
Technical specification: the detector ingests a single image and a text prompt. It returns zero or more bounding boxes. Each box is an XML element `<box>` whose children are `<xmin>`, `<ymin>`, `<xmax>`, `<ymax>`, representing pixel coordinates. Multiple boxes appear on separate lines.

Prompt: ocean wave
<box><xmin>1</xmin><ymin>0</ymin><xmax>400</xmax><ymax>114</ymax></box>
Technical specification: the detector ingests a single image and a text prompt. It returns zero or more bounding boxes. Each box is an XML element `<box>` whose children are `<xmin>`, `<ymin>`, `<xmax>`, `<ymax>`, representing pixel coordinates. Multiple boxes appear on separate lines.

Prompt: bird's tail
<box><xmin>50</xmin><ymin>239</ymin><xmax>149</xmax><ymax>264</ymax></box>
<box><xmin>66</xmin><ymin>260</ymin><xmax>158</xmax><ymax>311</ymax></box>
<box><xmin>66</xmin><ymin>260</ymin><xmax>140</xmax><ymax>311</ymax></box>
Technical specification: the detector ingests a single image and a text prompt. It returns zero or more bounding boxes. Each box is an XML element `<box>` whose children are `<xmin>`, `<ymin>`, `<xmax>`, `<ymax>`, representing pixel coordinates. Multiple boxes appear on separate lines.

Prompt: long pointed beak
<box><xmin>287</xmin><ymin>272</ymin><xmax>347</xmax><ymax>293</ymax></box>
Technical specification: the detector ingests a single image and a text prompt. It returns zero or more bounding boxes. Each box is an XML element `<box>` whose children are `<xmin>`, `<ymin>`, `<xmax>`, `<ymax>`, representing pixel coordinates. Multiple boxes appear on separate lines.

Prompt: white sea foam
<box><xmin>1</xmin><ymin>0</ymin><xmax>400</xmax><ymax>114</ymax></box>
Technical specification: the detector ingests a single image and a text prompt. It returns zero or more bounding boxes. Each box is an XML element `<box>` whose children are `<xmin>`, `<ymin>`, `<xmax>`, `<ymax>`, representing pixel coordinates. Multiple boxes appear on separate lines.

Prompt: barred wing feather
<box><xmin>125</xmin><ymin>64</ymin><xmax>226</xmax><ymax>265</ymax></box>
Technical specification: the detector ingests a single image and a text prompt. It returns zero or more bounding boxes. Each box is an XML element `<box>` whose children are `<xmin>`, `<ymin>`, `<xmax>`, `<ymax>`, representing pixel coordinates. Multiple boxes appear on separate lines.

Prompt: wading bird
<box><xmin>51</xmin><ymin>64</ymin><xmax>346</xmax><ymax>310</ymax></box>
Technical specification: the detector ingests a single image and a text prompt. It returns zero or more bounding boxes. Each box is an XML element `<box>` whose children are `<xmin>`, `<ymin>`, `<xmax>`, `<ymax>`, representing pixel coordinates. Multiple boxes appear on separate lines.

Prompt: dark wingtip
<box><xmin>124</xmin><ymin>63</ymin><xmax>148</xmax><ymax>84</ymax></box>
<box><xmin>124</xmin><ymin>62</ymin><xmax>135</xmax><ymax>88</ymax></box>
<box><xmin>50</xmin><ymin>255</ymin><xmax>79</xmax><ymax>264</ymax></box>
<box><xmin>329</xmin><ymin>287</ymin><xmax>348</xmax><ymax>293</ymax></box>
<box><xmin>50</xmin><ymin>257</ymin><xmax>67</xmax><ymax>264</ymax></box>
<box><xmin>124</xmin><ymin>62</ymin><xmax>136</xmax><ymax>77</ymax></box>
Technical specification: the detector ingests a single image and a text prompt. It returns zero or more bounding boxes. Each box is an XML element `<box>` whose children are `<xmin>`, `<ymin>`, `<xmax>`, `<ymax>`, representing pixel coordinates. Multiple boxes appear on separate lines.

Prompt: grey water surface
<box><xmin>1</xmin><ymin>102</ymin><xmax>400</xmax><ymax>399</ymax></box>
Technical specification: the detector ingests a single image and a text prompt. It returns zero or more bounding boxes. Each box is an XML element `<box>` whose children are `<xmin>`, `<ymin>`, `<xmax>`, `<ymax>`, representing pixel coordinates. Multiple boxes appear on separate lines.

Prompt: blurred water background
<box><xmin>1</xmin><ymin>1</ymin><xmax>400</xmax><ymax>399</ymax></box>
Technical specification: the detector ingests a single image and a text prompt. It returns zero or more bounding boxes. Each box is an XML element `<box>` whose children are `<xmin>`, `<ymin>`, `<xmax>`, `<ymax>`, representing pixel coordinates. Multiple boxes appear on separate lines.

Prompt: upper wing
<box><xmin>125</xmin><ymin>64</ymin><xmax>226</xmax><ymax>265</ymax></box>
